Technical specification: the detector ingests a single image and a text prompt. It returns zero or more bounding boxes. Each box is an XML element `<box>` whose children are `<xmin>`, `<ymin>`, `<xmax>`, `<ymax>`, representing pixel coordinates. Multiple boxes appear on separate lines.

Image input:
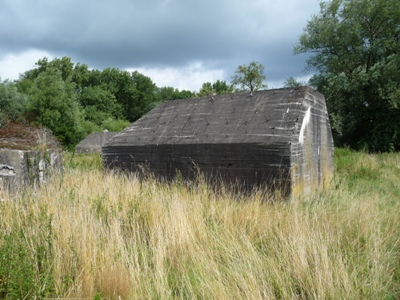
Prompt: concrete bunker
<box><xmin>102</xmin><ymin>87</ymin><xmax>334</xmax><ymax>199</ymax></box>
<box><xmin>76</xmin><ymin>131</ymin><xmax>119</xmax><ymax>153</ymax></box>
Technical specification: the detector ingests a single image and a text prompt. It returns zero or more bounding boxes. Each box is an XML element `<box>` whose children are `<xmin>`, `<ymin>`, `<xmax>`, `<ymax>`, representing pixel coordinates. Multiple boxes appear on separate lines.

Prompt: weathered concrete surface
<box><xmin>102</xmin><ymin>87</ymin><xmax>334</xmax><ymax>199</ymax></box>
<box><xmin>76</xmin><ymin>132</ymin><xmax>119</xmax><ymax>153</ymax></box>
<box><xmin>0</xmin><ymin>124</ymin><xmax>63</xmax><ymax>193</ymax></box>
<box><xmin>0</xmin><ymin>148</ymin><xmax>62</xmax><ymax>193</ymax></box>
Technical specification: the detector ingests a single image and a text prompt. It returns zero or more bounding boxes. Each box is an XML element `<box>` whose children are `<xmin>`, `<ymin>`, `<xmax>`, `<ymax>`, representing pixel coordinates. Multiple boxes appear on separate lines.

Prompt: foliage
<box><xmin>25</xmin><ymin>68</ymin><xmax>85</xmax><ymax>147</ymax></box>
<box><xmin>100</xmin><ymin>118</ymin><xmax>130</xmax><ymax>132</ymax></box>
<box><xmin>197</xmin><ymin>80</ymin><xmax>234</xmax><ymax>97</ymax></box>
<box><xmin>124</xmin><ymin>71</ymin><xmax>159</xmax><ymax>121</ymax></box>
<box><xmin>231</xmin><ymin>61</ymin><xmax>267</xmax><ymax>93</ymax></box>
<box><xmin>79</xmin><ymin>86</ymin><xmax>123</xmax><ymax>125</ymax></box>
<box><xmin>295</xmin><ymin>0</ymin><xmax>400</xmax><ymax>152</ymax></box>
<box><xmin>15</xmin><ymin>57</ymin><xmax>164</xmax><ymax>147</ymax></box>
<box><xmin>283</xmin><ymin>77</ymin><xmax>303</xmax><ymax>88</ymax></box>
<box><xmin>85</xmin><ymin>68</ymin><xmax>159</xmax><ymax>122</ymax></box>
<box><xmin>213</xmin><ymin>80</ymin><xmax>234</xmax><ymax>94</ymax></box>
<box><xmin>156</xmin><ymin>86</ymin><xmax>195</xmax><ymax>101</ymax></box>
<box><xmin>197</xmin><ymin>82</ymin><xmax>214</xmax><ymax>97</ymax></box>
<box><xmin>0</xmin><ymin>79</ymin><xmax>28</xmax><ymax>127</ymax></box>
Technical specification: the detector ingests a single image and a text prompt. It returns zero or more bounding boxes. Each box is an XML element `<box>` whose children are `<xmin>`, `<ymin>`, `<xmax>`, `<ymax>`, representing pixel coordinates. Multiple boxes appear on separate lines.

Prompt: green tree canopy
<box><xmin>0</xmin><ymin>79</ymin><xmax>28</xmax><ymax>126</ymax></box>
<box><xmin>26</xmin><ymin>68</ymin><xmax>85</xmax><ymax>147</ymax></box>
<box><xmin>213</xmin><ymin>80</ymin><xmax>234</xmax><ymax>95</ymax></box>
<box><xmin>16</xmin><ymin>58</ymin><xmax>163</xmax><ymax>146</ymax></box>
<box><xmin>156</xmin><ymin>87</ymin><xmax>195</xmax><ymax>101</ymax></box>
<box><xmin>231</xmin><ymin>61</ymin><xmax>267</xmax><ymax>93</ymax></box>
<box><xmin>198</xmin><ymin>82</ymin><xmax>214</xmax><ymax>97</ymax></box>
<box><xmin>177</xmin><ymin>89</ymin><xmax>195</xmax><ymax>99</ymax></box>
<box><xmin>79</xmin><ymin>86</ymin><xmax>123</xmax><ymax>125</ymax></box>
<box><xmin>124</xmin><ymin>71</ymin><xmax>159</xmax><ymax>121</ymax></box>
<box><xmin>295</xmin><ymin>0</ymin><xmax>400</xmax><ymax>152</ymax></box>
<box><xmin>19</xmin><ymin>57</ymin><xmax>75</xmax><ymax>83</ymax></box>
<box><xmin>283</xmin><ymin>77</ymin><xmax>303</xmax><ymax>88</ymax></box>
<box><xmin>198</xmin><ymin>80</ymin><xmax>234</xmax><ymax>97</ymax></box>
<box><xmin>86</xmin><ymin>68</ymin><xmax>159</xmax><ymax>122</ymax></box>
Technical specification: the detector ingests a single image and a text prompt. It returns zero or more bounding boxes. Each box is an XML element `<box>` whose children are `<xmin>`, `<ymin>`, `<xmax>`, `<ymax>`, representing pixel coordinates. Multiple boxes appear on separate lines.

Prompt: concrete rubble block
<box><xmin>0</xmin><ymin>148</ymin><xmax>62</xmax><ymax>193</ymax></box>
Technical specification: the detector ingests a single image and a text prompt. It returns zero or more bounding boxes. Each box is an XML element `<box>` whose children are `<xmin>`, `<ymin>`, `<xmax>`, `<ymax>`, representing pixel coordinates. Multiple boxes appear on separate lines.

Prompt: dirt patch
<box><xmin>0</xmin><ymin>122</ymin><xmax>60</xmax><ymax>150</ymax></box>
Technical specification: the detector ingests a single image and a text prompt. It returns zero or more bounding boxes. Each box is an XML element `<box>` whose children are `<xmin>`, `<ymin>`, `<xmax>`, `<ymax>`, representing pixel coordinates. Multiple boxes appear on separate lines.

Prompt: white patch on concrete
<box><xmin>18</xmin><ymin>150</ymin><xmax>25</xmax><ymax>160</ymax></box>
<box><xmin>39</xmin><ymin>159</ymin><xmax>46</xmax><ymax>183</ymax></box>
<box><xmin>298</xmin><ymin>107</ymin><xmax>311</xmax><ymax>144</ymax></box>
<box><xmin>0</xmin><ymin>165</ymin><xmax>16</xmax><ymax>176</ymax></box>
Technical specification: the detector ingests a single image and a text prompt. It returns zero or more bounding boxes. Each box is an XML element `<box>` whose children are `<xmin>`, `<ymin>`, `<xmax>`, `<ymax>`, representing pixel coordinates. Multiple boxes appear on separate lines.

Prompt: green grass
<box><xmin>63</xmin><ymin>151</ymin><xmax>103</xmax><ymax>171</ymax></box>
<box><xmin>0</xmin><ymin>149</ymin><xmax>399</xmax><ymax>299</ymax></box>
<box><xmin>334</xmin><ymin>148</ymin><xmax>400</xmax><ymax>199</ymax></box>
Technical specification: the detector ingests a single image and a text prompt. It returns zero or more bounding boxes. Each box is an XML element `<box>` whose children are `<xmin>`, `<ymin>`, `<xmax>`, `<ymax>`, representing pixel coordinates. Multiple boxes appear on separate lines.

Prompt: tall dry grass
<box><xmin>0</xmin><ymin>149</ymin><xmax>399</xmax><ymax>299</ymax></box>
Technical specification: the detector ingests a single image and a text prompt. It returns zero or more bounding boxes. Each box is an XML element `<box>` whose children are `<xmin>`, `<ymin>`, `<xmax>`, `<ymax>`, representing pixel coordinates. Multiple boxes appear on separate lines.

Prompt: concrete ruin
<box><xmin>102</xmin><ymin>87</ymin><xmax>334</xmax><ymax>199</ymax></box>
<box><xmin>0</xmin><ymin>148</ymin><xmax>62</xmax><ymax>193</ymax></box>
<box><xmin>0</xmin><ymin>125</ymin><xmax>62</xmax><ymax>193</ymax></box>
<box><xmin>75</xmin><ymin>131</ymin><xmax>118</xmax><ymax>153</ymax></box>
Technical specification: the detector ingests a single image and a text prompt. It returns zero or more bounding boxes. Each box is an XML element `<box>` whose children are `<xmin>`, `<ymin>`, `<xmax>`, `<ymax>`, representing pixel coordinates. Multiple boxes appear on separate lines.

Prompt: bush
<box><xmin>0</xmin><ymin>79</ymin><xmax>27</xmax><ymax>127</ymax></box>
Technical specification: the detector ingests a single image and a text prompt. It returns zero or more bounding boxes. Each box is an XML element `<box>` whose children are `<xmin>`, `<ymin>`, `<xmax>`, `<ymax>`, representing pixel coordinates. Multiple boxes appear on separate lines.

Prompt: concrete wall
<box><xmin>76</xmin><ymin>132</ymin><xmax>119</xmax><ymax>153</ymax></box>
<box><xmin>290</xmin><ymin>89</ymin><xmax>334</xmax><ymax>199</ymax></box>
<box><xmin>0</xmin><ymin>148</ymin><xmax>62</xmax><ymax>193</ymax></box>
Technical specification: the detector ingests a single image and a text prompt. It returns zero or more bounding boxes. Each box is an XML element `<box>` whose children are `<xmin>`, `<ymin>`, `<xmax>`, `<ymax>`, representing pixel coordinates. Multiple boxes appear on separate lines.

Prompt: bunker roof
<box><xmin>107</xmin><ymin>86</ymin><xmax>322</xmax><ymax>147</ymax></box>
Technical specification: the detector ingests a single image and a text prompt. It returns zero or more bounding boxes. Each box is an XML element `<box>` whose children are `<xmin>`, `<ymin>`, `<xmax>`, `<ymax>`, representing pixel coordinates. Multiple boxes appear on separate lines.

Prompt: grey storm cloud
<box><xmin>0</xmin><ymin>0</ymin><xmax>319</xmax><ymax>86</ymax></box>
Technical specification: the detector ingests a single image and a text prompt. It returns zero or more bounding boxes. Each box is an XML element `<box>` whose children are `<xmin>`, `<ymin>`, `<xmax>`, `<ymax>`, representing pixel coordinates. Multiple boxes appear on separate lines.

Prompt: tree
<box><xmin>283</xmin><ymin>77</ymin><xmax>303</xmax><ymax>88</ymax></box>
<box><xmin>198</xmin><ymin>80</ymin><xmax>234</xmax><ymax>97</ymax></box>
<box><xmin>198</xmin><ymin>82</ymin><xmax>214</xmax><ymax>97</ymax></box>
<box><xmin>125</xmin><ymin>71</ymin><xmax>159</xmax><ymax>121</ymax></box>
<box><xmin>231</xmin><ymin>61</ymin><xmax>267</xmax><ymax>93</ymax></box>
<box><xmin>0</xmin><ymin>79</ymin><xmax>27</xmax><ymax>126</ymax></box>
<box><xmin>26</xmin><ymin>68</ymin><xmax>84</xmax><ymax>147</ymax></box>
<box><xmin>88</xmin><ymin>68</ymin><xmax>159</xmax><ymax>122</ymax></box>
<box><xmin>15</xmin><ymin>57</ymin><xmax>176</xmax><ymax>146</ymax></box>
<box><xmin>213</xmin><ymin>80</ymin><xmax>234</xmax><ymax>95</ymax></box>
<box><xmin>177</xmin><ymin>89</ymin><xmax>195</xmax><ymax>99</ymax></box>
<box><xmin>72</xmin><ymin>63</ymin><xmax>91</xmax><ymax>93</ymax></box>
<box><xmin>156</xmin><ymin>87</ymin><xmax>195</xmax><ymax>101</ymax></box>
<box><xmin>79</xmin><ymin>86</ymin><xmax>123</xmax><ymax>125</ymax></box>
<box><xmin>156</xmin><ymin>86</ymin><xmax>176</xmax><ymax>100</ymax></box>
<box><xmin>295</xmin><ymin>0</ymin><xmax>400</xmax><ymax>152</ymax></box>
<box><xmin>19</xmin><ymin>57</ymin><xmax>74</xmax><ymax>82</ymax></box>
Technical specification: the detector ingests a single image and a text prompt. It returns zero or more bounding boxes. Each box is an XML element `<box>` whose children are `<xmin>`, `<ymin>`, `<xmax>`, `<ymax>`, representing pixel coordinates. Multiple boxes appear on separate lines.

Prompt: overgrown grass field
<box><xmin>0</xmin><ymin>149</ymin><xmax>399</xmax><ymax>299</ymax></box>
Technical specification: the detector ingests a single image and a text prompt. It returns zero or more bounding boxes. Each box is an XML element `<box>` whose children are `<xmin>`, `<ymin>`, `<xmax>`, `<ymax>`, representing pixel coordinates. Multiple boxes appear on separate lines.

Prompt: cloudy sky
<box><xmin>0</xmin><ymin>0</ymin><xmax>320</xmax><ymax>92</ymax></box>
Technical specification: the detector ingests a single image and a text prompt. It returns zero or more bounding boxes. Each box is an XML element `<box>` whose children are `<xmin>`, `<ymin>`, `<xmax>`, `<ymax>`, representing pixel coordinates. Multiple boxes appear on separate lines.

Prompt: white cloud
<box><xmin>0</xmin><ymin>49</ymin><xmax>52</xmax><ymax>81</ymax></box>
<box><xmin>133</xmin><ymin>62</ymin><xmax>225</xmax><ymax>92</ymax></box>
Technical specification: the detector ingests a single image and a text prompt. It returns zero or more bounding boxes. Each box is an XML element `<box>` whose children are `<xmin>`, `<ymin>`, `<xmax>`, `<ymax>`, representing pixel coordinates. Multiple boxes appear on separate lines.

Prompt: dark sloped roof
<box><xmin>76</xmin><ymin>132</ymin><xmax>118</xmax><ymax>153</ymax></box>
<box><xmin>106</xmin><ymin>87</ymin><xmax>320</xmax><ymax>147</ymax></box>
